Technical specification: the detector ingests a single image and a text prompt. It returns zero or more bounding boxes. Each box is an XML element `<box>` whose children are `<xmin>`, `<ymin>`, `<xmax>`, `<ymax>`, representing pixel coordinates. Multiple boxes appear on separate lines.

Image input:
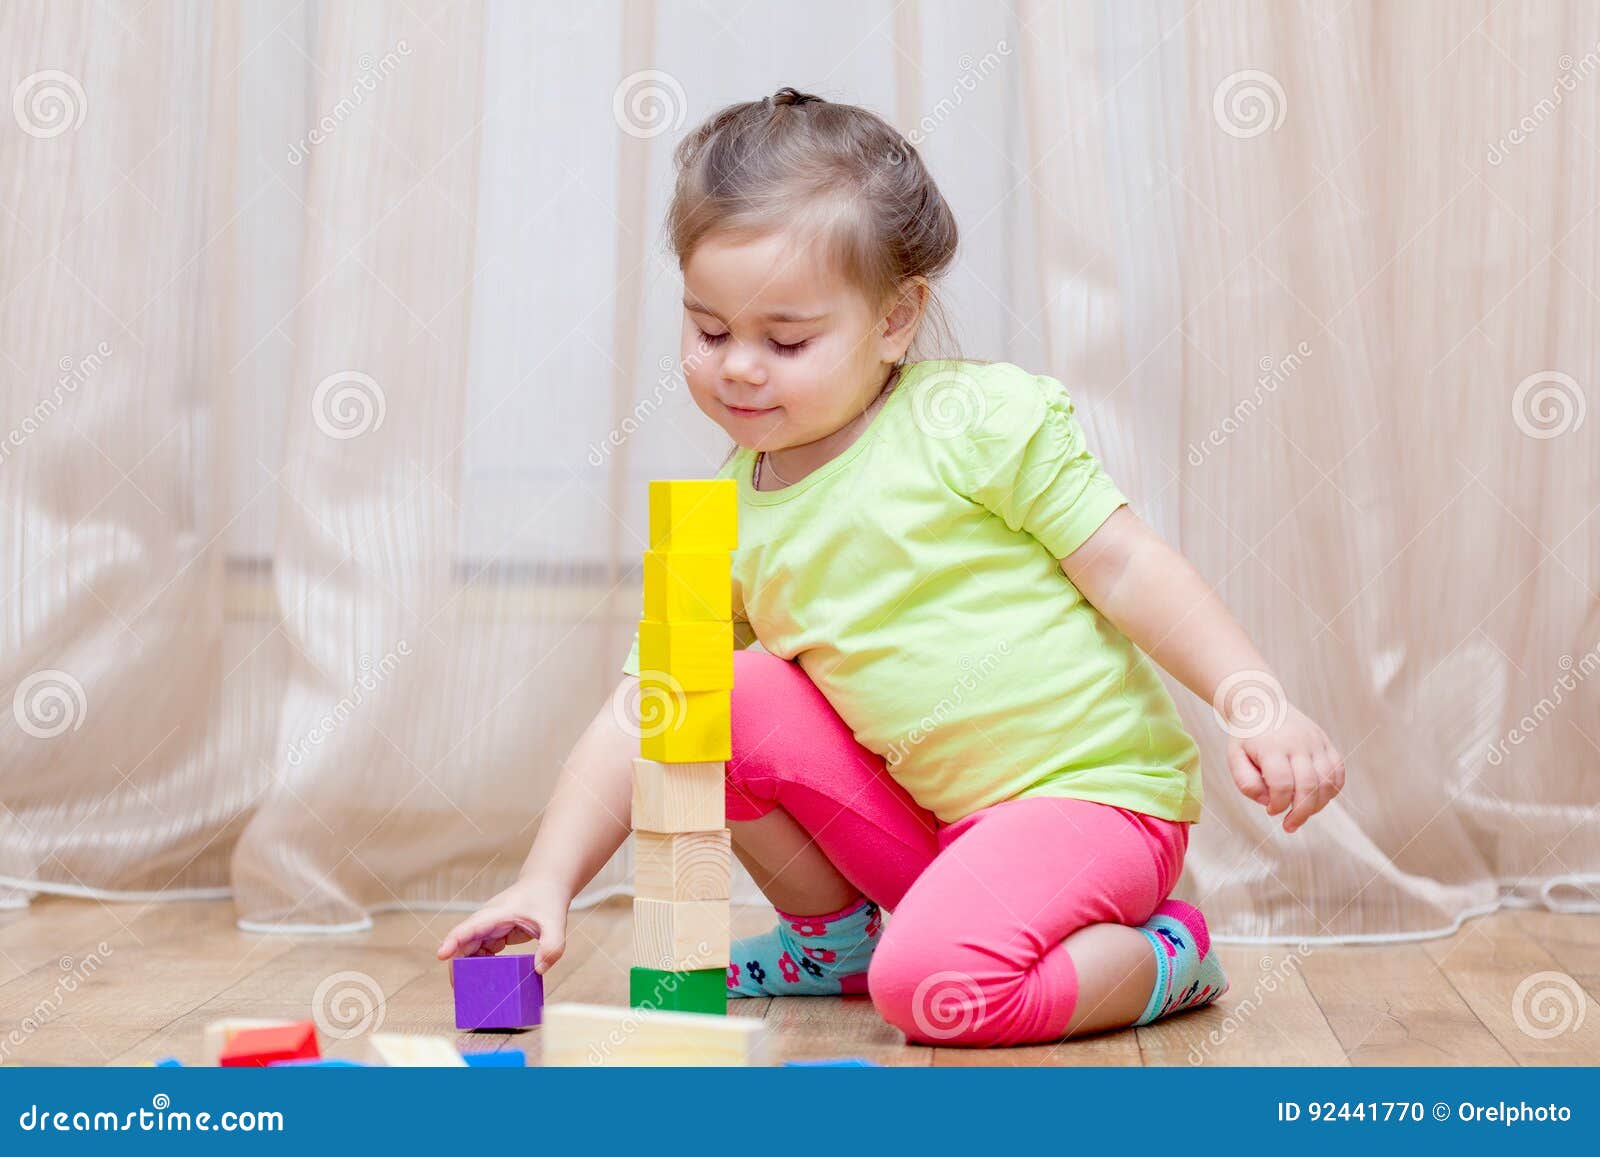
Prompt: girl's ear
<box><xmin>882</xmin><ymin>277</ymin><xmax>930</xmax><ymax>360</ymax></box>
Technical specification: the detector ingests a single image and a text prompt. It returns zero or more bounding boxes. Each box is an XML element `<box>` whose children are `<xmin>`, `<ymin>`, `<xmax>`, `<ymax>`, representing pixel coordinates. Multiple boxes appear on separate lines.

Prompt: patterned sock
<box><xmin>1132</xmin><ymin>899</ymin><xmax>1229</xmax><ymax>1025</ymax></box>
<box><xmin>727</xmin><ymin>896</ymin><xmax>883</xmax><ymax>997</ymax></box>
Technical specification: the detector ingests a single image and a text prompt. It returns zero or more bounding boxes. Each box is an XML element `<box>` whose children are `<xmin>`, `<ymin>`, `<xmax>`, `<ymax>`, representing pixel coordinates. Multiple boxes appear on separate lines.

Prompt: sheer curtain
<box><xmin>1</xmin><ymin>0</ymin><xmax>1594</xmax><ymax>940</ymax></box>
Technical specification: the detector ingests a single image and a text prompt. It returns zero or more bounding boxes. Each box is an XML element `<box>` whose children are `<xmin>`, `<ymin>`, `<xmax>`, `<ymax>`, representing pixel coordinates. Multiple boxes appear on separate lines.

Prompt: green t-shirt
<box><xmin>623</xmin><ymin>359</ymin><xmax>1203</xmax><ymax>825</ymax></box>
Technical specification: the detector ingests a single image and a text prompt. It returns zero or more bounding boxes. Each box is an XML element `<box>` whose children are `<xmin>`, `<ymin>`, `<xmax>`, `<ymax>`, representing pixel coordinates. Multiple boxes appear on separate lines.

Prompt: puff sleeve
<box><xmin>952</xmin><ymin>365</ymin><xmax>1129</xmax><ymax>559</ymax></box>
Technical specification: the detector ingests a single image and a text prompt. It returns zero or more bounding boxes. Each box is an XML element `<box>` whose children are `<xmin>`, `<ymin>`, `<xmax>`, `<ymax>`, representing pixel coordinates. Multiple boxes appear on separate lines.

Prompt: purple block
<box><xmin>452</xmin><ymin>955</ymin><xmax>544</xmax><ymax>1030</ymax></box>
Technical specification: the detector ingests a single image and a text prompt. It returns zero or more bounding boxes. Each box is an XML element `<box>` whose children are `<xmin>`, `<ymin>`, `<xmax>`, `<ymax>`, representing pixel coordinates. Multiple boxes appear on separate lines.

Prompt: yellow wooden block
<box><xmin>541</xmin><ymin>1002</ymin><xmax>769</xmax><ymax>1066</ymax></box>
<box><xmin>638</xmin><ymin>619</ymin><xmax>733</xmax><ymax>690</ymax></box>
<box><xmin>643</xmin><ymin>550</ymin><xmax>732</xmax><ymax>621</ymax></box>
<box><xmin>632</xmin><ymin>897</ymin><xmax>730</xmax><ymax>970</ymax></box>
<box><xmin>648</xmin><ymin>480</ymin><xmax>737</xmax><ymax>551</ymax></box>
<box><xmin>632</xmin><ymin>758</ymin><xmax>725</xmax><ymax>832</ymax></box>
<box><xmin>635</xmin><ymin>830</ymin><xmax>732</xmax><ymax>900</ymax></box>
<box><xmin>638</xmin><ymin>685</ymin><xmax>730</xmax><ymax>762</ymax></box>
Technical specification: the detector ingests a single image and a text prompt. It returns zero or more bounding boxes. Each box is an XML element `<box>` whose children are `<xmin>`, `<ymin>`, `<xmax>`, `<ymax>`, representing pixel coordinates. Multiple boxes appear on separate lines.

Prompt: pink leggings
<box><xmin>726</xmin><ymin>649</ymin><xmax>1189</xmax><ymax>1047</ymax></box>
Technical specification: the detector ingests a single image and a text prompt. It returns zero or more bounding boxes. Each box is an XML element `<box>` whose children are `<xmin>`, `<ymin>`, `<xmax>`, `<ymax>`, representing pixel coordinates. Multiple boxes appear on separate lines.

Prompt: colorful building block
<box><xmin>634</xmin><ymin>829</ymin><xmax>731</xmax><ymax>901</ymax></box>
<box><xmin>632</xmin><ymin>758</ymin><xmax>725</xmax><ymax>832</ymax></box>
<box><xmin>361</xmin><ymin>1034</ymin><xmax>466</xmax><ymax>1067</ymax></box>
<box><xmin>266</xmin><ymin>1058</ymin><xmax>368</xmax><ymax>1067</ymax></box>
<box><xmin>452</xmin><ymin>953</ymin><xmax>543</xmax><ymax>1030</ymax></box>
<box><xmin>784</xmin><ymin>1057</ymin><xmax>883</xmax><ymax>1067</ymax></box>
<box><xmin>629</xmin><ymin>966</ymin><xmax>726</xmax><ymax>1015</ymax></box>
<box><xmin>218</xmin><ymin>1021</ymin><xmax>320</xmax><ymax>1067</ymax></box>
<box><xmin>633</xmin><ymin>897</ymin><xmax>730</xmax><ymax>970</ymax></box>
<box><xmin>647</xmin><ymin>480</ymin><xmax>737</xmax><ymax>551</ymax></box>
<box><xmin>204</xmin><ymin>1017</ymin><xmax>295</xmax><ymax>1064</ymax></box>
<box><xmin>638</xmin><ymin>686</ymin><xmax>731</xmax><ymax>762</ymax></box>
<box><xmin>542</xmin><ymin>1002</ymin><xmax>767</xmax><ymax>1066</ymax></box>
<box><xmin>637</xmin><ymin>619</ymin><xmax>734</xmax><ymax>689</ymax></box>
<box><xmin>462</xmin><ymin>1048</ymin><xmax>526</xmax><ymax>1068</ymax></box>
<box><xmin>643</xmin><ymin>550</ymin><xmax>732</xmax><ymax>621</ymax></box>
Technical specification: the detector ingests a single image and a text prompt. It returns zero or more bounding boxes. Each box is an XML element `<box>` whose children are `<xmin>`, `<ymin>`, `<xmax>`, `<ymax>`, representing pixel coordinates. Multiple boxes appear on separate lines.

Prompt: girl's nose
<box><xmin>721</xmin><ymin>341</ymin><xmax>765</xmax><ymax>386</ymax></box>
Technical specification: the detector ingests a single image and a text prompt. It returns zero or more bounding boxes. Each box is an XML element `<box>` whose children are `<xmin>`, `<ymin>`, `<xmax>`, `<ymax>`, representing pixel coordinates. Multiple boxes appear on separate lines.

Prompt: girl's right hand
<box><xmin>435</xmin><ymin>877</ymin><xmax>571</xmax><ymax>975</ymax></box>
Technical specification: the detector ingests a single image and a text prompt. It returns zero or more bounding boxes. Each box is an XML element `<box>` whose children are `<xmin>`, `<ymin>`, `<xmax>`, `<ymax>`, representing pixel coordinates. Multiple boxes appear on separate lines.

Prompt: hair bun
<box><xmin>772</xmin><ymin>87</ymin><xmax>822</xmax><ymax>108</ymax></box>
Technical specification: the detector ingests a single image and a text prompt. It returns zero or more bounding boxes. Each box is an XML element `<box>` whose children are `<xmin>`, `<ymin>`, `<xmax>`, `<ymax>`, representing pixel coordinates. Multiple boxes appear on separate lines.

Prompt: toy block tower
<box><xmin>629</xmin><ymin>479</ymin><xmax>736</xmax><ymax>1016</ymax></box>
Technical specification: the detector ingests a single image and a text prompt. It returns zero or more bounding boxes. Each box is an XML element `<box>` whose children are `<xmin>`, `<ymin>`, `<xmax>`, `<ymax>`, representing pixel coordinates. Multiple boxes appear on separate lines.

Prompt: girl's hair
<box><xmin>667</xmin><ymin>86</ymin><xmax>960</xmax><ymax>361</ymax></box>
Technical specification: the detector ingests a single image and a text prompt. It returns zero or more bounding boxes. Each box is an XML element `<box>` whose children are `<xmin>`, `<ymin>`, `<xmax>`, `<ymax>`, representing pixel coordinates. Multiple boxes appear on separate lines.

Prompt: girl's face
<box><xmin>679</xmin><ymin>230</ymin><xmax>915</xmax><ymax>452</ymax></box>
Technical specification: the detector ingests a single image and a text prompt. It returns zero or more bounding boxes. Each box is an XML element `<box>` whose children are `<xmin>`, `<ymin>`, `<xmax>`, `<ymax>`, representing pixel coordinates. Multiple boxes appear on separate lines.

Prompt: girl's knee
<box><xmin>868</xmin><ymin>931</ymin><xmax>1005</xmax><ymax>1047</ymax></box>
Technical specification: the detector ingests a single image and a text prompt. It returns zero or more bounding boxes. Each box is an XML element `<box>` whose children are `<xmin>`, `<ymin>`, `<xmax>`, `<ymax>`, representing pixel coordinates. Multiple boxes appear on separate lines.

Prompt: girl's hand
<box><xmin>435</xmin><ymin>876</ymin><xmax>571</xmax><ymax>974</ymax></box>
<box><xmin>1224</xmin><ymin>702</ymin><xmax>1346</xmax><ymax>834</ymax></box>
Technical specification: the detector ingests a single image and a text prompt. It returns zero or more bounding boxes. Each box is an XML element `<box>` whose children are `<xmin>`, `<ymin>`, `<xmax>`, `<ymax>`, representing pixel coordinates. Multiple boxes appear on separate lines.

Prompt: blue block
<box><xmin>153</xmin><ymin>1057</ymin><xmax>183</xmax><ymax>1068</ymax></box>
<box><xmin>783</xmin><ymin>1057</ymin><xmax>881</xmax><ymax>1067</ymax></box>
<box><xmin>463</xmin><ymin>1049</ymin><xmax>526</xmax><ymax>1068</ymax></box>
<box><xmin>265</xmin><ymin>1058</ymin><xmax>369</xmax><ymax>1067</ymax></box>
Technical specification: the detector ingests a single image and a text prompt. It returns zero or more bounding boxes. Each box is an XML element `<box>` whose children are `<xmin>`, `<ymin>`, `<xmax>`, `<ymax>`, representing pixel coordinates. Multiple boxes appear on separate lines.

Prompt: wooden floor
<box><xmin>1</xmin><ymin>895</ymin><xmax>1596</xmax><ymax>1065</ymax></box>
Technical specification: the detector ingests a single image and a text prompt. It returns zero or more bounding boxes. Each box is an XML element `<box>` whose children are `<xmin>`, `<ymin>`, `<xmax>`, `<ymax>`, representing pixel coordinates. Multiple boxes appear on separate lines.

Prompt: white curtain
<box><xmin>2</xmin><ymin>0</ymin><xmax>1595</xmax><ymax>941</ymax></box>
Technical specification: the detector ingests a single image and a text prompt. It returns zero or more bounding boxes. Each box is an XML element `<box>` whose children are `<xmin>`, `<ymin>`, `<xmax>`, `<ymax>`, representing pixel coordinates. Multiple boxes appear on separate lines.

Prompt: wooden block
<box><xmin>204</xmin><ymin>1018</ymin><xmax>294</xmax><ymax>1064</ymax></box>
<box><xmin>632</xmin><ymin>758</ymin><xmax>724</xmax><ymax>832</ymax></box>
<box><xmin>360</xmin><ymin>1033</ymin><xmax>467</xmax><ymax>1067</ymax></box>
<box><xmin>541</xmin><ymin>1002</ymin><xmax>767</xmax><ymax>1066</ymax></box>
<box><xmin>638</xmin><ymin>687</ymin><xmax>730</xmax><ymax>762</ymax></box>
<box><xmin>648</xmin><ymin>479</ymin><xmax>737</xmax><ymax>551</ymax></box>
<box><xmin>633</xmin><ymin>897</ymin><xmax>730</xmax><ymax>970</ymax></box>
<box><xmin>452</xmin><ymin>953</ymin><xmax>543</xmax><ymax>1029</ymax></box>
<box><xmin>629</xmin><ymin>966</ymin><xmax>727</xmax><ymax>1015</ymax></box>
<box><xmin>634</xmin><ymin>830</ymin><xmax>731</xmax><ymax>900</ymax></box>
<box><xmin>638</xmin><ymin>619</ymin><xmax>733</xmax><ymax>690</ymax></box>
<box><xmin>219</xmin><ymin>1021</ymin><xmax>320</xmax><ymax>1067</ymax></box>
<box><xmin>643</xmin><ymin>550</ymin><xmax>732</xmax><ymax>621</ymax></box>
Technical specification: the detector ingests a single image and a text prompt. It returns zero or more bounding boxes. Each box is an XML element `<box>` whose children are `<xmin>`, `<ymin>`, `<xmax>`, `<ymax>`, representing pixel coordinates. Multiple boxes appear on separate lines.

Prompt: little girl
<box><xmin>438</xmin><ymin>87</ymin><xmax>1345</xmax><ymax>1048</ymax></box>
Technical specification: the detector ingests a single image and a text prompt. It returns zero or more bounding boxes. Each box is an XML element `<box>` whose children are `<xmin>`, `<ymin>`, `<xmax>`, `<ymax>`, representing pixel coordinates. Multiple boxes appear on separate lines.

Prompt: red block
<box><xmin>218</xmin><ymin>1021</ymin><xmax>320</xmax><ymax>1067</ymax></box>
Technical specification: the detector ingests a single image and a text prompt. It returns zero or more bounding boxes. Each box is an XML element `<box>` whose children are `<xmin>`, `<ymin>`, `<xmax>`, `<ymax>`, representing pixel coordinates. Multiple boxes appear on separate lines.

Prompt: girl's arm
<box><xmin>436</xmin><ymin>675</ymin><xmax>640</xmax><ymax>968</ymax></box>
<box><xmin>1059</xmin><ymin>506</ymin><xmax>1346</xmax><ymax>834</ymax></box>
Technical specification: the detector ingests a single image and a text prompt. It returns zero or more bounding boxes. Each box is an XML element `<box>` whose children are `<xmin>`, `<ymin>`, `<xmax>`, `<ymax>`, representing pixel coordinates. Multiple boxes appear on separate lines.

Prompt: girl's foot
<box><xmin>1132</xmin><ymin>899</ymin><xmax>1229</xmax><ymax>1024</ymax></box>
<box><xmin>727</xmin><ymin>896</ymin><xmax>883</xmax><ymax>997</ymax></box>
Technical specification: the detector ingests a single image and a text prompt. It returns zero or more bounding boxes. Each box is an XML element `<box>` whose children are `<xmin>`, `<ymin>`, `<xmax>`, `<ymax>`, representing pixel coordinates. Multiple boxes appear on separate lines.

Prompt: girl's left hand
<box><xmin>1224</xmin><ymin>703</ymin><xmax>1346</xmax><ymax>834</ymax></box>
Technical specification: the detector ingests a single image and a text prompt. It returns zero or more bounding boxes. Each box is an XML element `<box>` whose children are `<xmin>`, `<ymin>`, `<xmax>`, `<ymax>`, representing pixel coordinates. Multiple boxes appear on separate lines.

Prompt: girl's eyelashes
<box><xmin>695</xmin><ymin>328</ymin><xmax>810</xmax><ymax>357</ymax></box>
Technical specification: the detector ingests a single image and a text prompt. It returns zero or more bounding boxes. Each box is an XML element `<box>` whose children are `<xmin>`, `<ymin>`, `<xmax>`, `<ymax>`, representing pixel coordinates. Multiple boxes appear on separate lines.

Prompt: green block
<box><xmin>629</xmin><ymin>966</ymin><xmax>727</xmax><ymax>1015</ymax></box>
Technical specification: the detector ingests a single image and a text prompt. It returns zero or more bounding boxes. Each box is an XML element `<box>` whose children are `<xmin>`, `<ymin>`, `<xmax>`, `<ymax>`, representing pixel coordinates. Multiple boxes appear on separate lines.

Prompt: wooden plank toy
<box><xmin>637</xmin><ymin>685</ymin><xmax>730</xmax><ymax>763</ymax></box>
<box><xmin>634</xmin><ymin>829</ymin><xmax>731</xmax><ymax>900</ymax></box>
<box><xmin>632</xmin><ymin>758</ymin><xmax>724</xmax><ymax>832</ymax></box>
<box><xmin>637</xmin><ymin>619</ymin><xmax>734</xmax><ymax>689</ymax></box>
<box><xmin>633</xmin><ymin>897</ymin><xmax>730</xmax><ymax>971</ymax></box>
<box><xmin>218</xmin><ymin>1021</ymin><xmax>320</xmax><ymax>1067</ymax></box>
<box><xmin>644</xmin><ymin>550</ymin><xmax>732</xmax><ymax>621</ymax></box>
<box><xmin>647</xmin><ymin>480</ymin><xmax>737</xmax><ymax>551</ymax></box>
<box><xmin>541</xmin><ymin>1002</ymin><xmax>767</xmax><ymax>1066</ymax></box>
<box><xmin>361</xmin><ymin>1033</ymin><xmax>466</xmax><ymax>1067</ymax></box>
<box><xmin>452</xmin><ymin>953</ymin><xmax>543</xmax><ymax>1030</ymax></box>
<box><xmin>629</xmin><ymin>966</ymin><xmax>726</xmax><ymax>1016</ymax></box>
